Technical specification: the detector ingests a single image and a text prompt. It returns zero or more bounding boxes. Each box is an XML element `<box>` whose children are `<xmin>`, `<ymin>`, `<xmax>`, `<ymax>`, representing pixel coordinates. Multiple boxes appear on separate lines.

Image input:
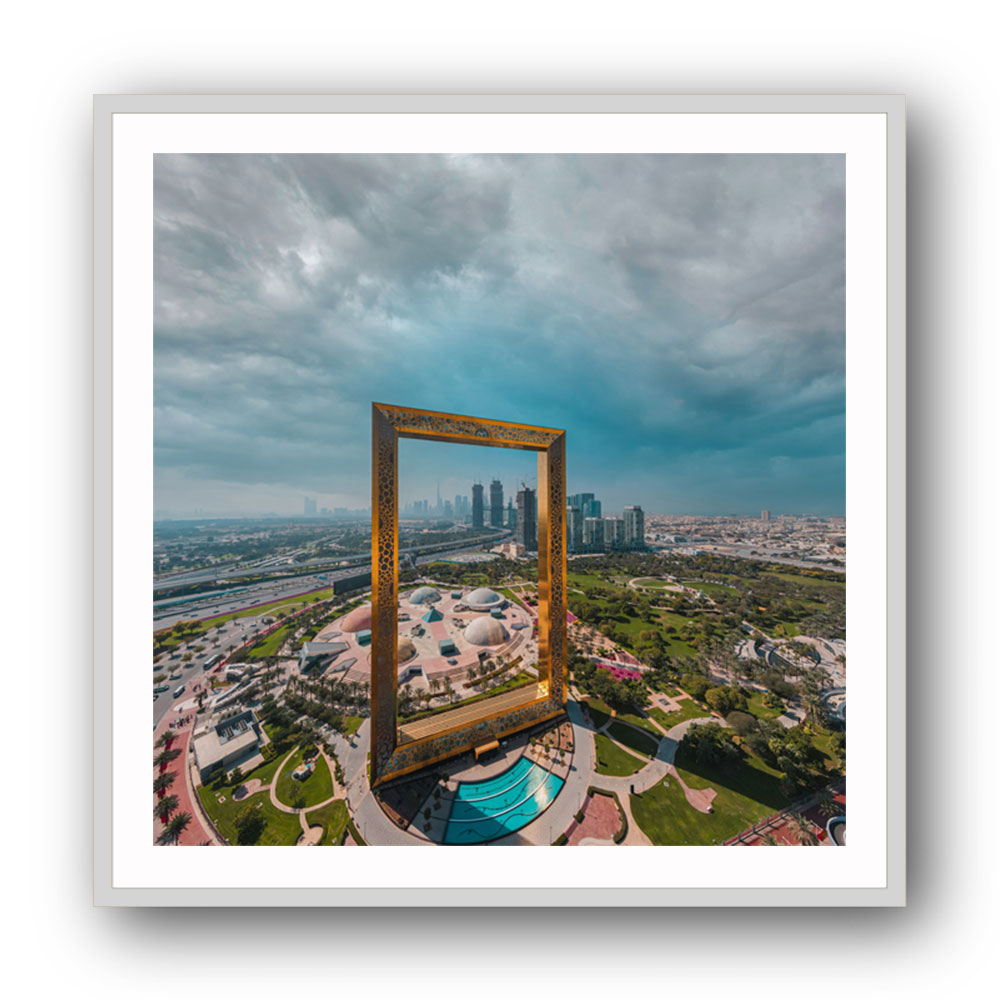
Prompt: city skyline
<box><xmin>154</xmin><ymin>153</ymin><xmax>845</xmax><ymax>517</ymax></box>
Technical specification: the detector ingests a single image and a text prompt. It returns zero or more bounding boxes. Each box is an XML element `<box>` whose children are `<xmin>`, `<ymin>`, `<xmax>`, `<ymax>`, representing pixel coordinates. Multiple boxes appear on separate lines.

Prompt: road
<box><xmin>152</xmin><ymin>537</ymin><xmax>511</xmax><ymax>630</ymax></box>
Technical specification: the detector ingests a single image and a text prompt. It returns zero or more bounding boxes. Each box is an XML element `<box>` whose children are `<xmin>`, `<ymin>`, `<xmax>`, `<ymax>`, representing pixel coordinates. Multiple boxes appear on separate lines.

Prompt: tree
<box><xmin>234</xmin><ymin>806</ymin><xmax>266</xmax><ymax>845</ymax></box>
<box><xmin>680</xmin><ymin>673</ymin><xmax>712</xmax><ymax>701</ymax></box>
<box><xmin>154</xmin><ymin>747</ymin><xmax>181</xmax><ymax>769</ymax></box>
<box><xmin>154</xmin><ymin>794</ymin><xmax>179</xmax><ymax>822</ymax></box>
<box><xmin>705</xmin><ymin>687</ymin><xmax>734</xmax><ymax>714</ymax></box>
<box><xmin>681</xmin><ymin>723</ymin><xmax>740</xmax><ymax>768</ymax></box>
<box><xmin>152</xmin><ymin>772</ymin><xmax>176</xmax><ymax>797</ymax></box>
<box><xmin>726</xmin><ymin>711</ymin><xmax>757</xmax><ymax>736</ymax></box>
<box><xmin>162</xmin><ymin>812</ymin><xmax>192</xmax><ymax>844</ymax></box>
<box><xmin>786</xmin><ymin>812</ymin><xmax>818</xmax><ymax>846</ymax></box>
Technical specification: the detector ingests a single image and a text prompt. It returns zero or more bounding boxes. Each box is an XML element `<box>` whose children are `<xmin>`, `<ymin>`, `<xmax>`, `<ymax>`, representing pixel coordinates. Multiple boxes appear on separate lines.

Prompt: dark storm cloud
<box><xmin>154</xmin><ymin>153</ymin><xmax>845</xmax><ymax>515</ymax></box>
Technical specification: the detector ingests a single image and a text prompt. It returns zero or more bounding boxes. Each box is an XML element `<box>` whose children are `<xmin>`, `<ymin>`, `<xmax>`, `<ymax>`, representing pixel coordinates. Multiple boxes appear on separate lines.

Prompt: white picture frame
<box><xmin>94</xmin><ymin>94</ymin><xmax>905</xmax><ymax>906</ymax></box>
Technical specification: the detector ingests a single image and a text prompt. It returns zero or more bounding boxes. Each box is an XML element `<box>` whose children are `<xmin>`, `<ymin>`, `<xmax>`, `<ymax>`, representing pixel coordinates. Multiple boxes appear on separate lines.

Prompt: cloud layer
<box><xmin>154</xmin><ymin>153</ymin><xmax>845</xmax><ymax>515</ymax></box>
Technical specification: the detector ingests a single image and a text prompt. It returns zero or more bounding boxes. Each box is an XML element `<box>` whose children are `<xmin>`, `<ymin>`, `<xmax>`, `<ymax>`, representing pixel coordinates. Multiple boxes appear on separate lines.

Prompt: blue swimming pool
<box><xmin>443</xmin><ymin>756</ymin><xmax>564</xmax><ymax>844</ymax></box>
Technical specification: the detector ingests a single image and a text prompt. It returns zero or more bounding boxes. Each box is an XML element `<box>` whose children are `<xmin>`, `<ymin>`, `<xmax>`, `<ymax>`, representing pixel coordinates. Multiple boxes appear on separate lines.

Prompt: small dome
<box><xmin>341</xmin><ymin>605</ymin><xmax>372</xmax><ymax>633</ymax></box>
<box><xmin>397</xmin><ymin>636</ymin><xmax>416</xmax><ymax>662</ymax></box>
<box><xmin>409</xmin><ymin>586</ymin><xmax>441</xmax><ymax>606</ymax></box>
<box><xmin>465</xmin><ymin>587</ymin><xmax>503</xmax><ymax>609</ymax></box>
<box><xmin>464</xmin><ymin>615</ymin><xmax>509</xmax><ymax>646</ymax></box>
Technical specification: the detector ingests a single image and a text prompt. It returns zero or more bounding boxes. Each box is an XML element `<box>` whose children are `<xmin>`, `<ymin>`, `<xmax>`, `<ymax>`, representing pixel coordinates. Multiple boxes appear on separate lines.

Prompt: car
<box><xmin>447</xmin><ymin>658</ymin><xmax>457</xmax><ymax>665</ymax></box>
<box><xmin>154</xmin><ymin>684</ymin><xmax>170</xmax><ymax>694</ymax></box>
<box><xmin>169</xmin><ymin>671</ymin><xmax>181</xmax><ymax>680</ymax></box>
<box><xmin>153</xmin><ymin>693</ymin><xmax>159</xmax><ymax>701</ymax></box>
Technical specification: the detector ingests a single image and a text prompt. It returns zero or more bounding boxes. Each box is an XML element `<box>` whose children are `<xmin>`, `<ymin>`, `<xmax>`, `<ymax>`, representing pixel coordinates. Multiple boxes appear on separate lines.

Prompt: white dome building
<box><xmin>397</xmin><ymin>636</ymin><xmax>417</xmax><ymax>662</ymax></box>
<box><xmin>464</xmin><ymin>616</ymin><xmax>509</xmax><ymax>647</ymax></box>
<box><xmin>408</xmin><ymin>586</ymin><xmax>441</xmax><ymax>606</ymax></box>
<box><xmin>463</xmin><ymin>587</ymin><xmax>504</xmax><ymax>612</ymax></box>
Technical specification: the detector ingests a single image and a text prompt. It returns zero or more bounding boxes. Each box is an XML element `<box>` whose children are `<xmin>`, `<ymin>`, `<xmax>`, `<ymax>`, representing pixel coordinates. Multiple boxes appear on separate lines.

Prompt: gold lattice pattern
<box><xmin>370</xmin><ymin>402</ymin><xmax>568</xmax><ymax>786</ymax></box>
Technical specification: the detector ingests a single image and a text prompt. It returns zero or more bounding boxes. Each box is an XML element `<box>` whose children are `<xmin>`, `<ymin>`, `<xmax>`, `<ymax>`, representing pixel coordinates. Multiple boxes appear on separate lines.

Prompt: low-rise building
<box><xmin>298</xmin><ymin>640</ymin><xmax>349</xmax><ymax>672</ymax></box>
<box><xmin>191</xmin><ymin>708</ymin><xmax>264</xmax><ymax>782</ymax></box>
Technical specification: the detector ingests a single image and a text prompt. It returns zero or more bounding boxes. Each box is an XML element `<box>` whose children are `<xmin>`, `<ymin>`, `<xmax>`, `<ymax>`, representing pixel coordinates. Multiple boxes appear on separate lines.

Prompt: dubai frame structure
<box><xmin>370</xmin><ymin>403</ymin><xmax>568</xmax><ymax>786</ymax></box>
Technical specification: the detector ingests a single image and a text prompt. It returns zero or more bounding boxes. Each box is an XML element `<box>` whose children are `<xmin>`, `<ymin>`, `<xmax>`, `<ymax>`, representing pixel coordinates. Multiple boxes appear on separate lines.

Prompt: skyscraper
<box><xmin>583</xmin><ymin>517</ymin><xmax>604</xmax><ymax>551</ymax></box>
<box><xmin>582</xmin><ymin>498</ymin><xmax>602</xmax><ymax>520</ymax></box>
<box><xmin>516</xmin><ymin>484</ymin><xmax>537</xmax><ymax>551</ymax></box>
<box><xmin>623</xmin><ymin>504</ymin><xmax>645</xmax><ymax>549</ymax></box>
<box><xmin>604</xmin><ymin>516</ymin><xmax>625</xmax><ymax>550</ymax></box>
<box><xmin>304</xmin><ymin>497</ymin><xmax>317</xmax><ymax>516</ymax></box>
<box><xmin>568</xmin><ymin>492</ymin><xmax>594</xmax><ymax>511</ymax></box>
<box><xmin>471</xmin><ymin>483</ymin><xmax>484</xmax><ymax>528</ymax></box>
<box><xmin>489</xmin><ymin>479</ymin><xmax>504</xmax><ymax>528</ymax></box>
<box><xmin>566</xmin><ymin>505</ymin><xmax>583</xmax><ymax>553</ymax></box>
<box><xmin>761</xmin><ymin>510</ymin><xmax>771</xmax><ymax>521</ymax></box>
<box><xmin>506</xmin><ymin>499</ymin><xmax>517</xmax><ymax>530</ymax></box>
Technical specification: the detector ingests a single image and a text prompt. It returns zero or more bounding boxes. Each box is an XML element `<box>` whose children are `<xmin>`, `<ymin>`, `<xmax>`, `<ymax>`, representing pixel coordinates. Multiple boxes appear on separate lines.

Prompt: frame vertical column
<box><xmin>370</xmin><ymin>404</ymin><xmax>399</xmax><ymax>782</ymax></box>
<box><xmin>536</xmin><ymin>432</ymin><xmax>567</xmax><ymax>704</ymax></box>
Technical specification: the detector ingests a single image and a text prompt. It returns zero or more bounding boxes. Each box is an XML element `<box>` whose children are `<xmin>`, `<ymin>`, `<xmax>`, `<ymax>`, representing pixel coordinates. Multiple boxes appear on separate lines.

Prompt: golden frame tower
<box><xmin>370</xmin><ymin>403</ymin><xmax>568</xmax><ymax>785</ymax></box>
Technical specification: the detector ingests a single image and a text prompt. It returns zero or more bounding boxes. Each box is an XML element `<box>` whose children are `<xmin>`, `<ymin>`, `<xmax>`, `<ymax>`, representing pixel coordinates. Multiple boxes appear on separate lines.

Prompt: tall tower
<box><xmin>566</xmin><ymin>505</ymin><xmax>583</xmax><ymax>553</ymax></box>
<box><xmin>516</xmin><ymin>484</ymin><xmax>537</xmax><ymax>551</ymax></box>
<box><xmin>583</xmin><ymin>517</ymin><xmax>605</xmax><ymax>552</ymax></box>
<box><xmin>506</xmin><ymin>499</ymin><xmax>517</xmax><ymax>529</ymax></box>
<box><xmin>761</xmin><ymin>509</ymin><xmax>771</xmax><ymax>521</ymax></box>
<box><xmin>471</xmin><ymin>483</ymin><xmax>484</xmax><ymax>528</ymax></box>
<box><xmin>489</xmin><ymin>479</ymin><xmax>504</xmax><ymax>528</ymax></box>
<box><xmin>604</xmin><ymin>516</ymin><xmax>625</xmax><ymax>550</ymax></box>
<box><xmin>623</xmin><ymin>504</ymin><xmax>645</xmax><ymax>549</ymax></box>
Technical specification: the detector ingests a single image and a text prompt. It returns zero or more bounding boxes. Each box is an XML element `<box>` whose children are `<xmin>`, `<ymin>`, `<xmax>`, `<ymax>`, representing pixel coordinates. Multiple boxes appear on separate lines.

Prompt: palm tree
<box><xmin>154</xmin><ymin>794</ymin><xmax>179</xmax><ymax>823</ymax></box>
<box><xmin>816</xmin><ymin>790</ymin><xmax>841</xmax><ymax>819</ymax></box>
<box><xmin>154</xmin><ymin>748</ymin><xmax>180</xmax><ymax>770</ymax></box>
<box><xmin>153</xmin><ymin>772</ymin><xmax>176</xmax><ymax>798</ymax></box>
<box><xmin>163</xmin><ymin>811</ymin><xmax>192</xmax><ymax>844</ymax></box>
<box><xmin>786</xmin><ymin>813</ymin><xmax>818</xmax><ymax>846</ymax></box>
<box><xmin>155</xmin><ymin>731</ymin><xmax>174</xmax><ymax>749</ymax></box>
<box><xmin>759</xmin><ymin>833</ymin><xmax>780</xmax><ymax>846</ymax></box>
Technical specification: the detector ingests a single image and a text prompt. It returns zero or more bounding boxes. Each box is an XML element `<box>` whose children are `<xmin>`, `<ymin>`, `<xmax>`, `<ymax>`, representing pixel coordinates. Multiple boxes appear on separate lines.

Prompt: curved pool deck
<box><xmin>444</xmin><ymin>756</ymin><xmax>564</xmax><ymax>844</ymax></box>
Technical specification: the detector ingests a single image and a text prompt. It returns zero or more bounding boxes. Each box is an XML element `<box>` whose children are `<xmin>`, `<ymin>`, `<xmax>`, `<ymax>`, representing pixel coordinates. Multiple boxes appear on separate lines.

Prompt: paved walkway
<box><xmin>153</xmin><ymin>702</ymin><xmax>220</xmax><ymax>845</ymax></box>
<box><xmin>491</xmin><ymin>699</ymin><xmax>595</xmax><ymax>845</ymax></box>
<box><xmin>263</xmin><ymin>746</ymin><xmax>345</xmax><ymax>843</ymax></box>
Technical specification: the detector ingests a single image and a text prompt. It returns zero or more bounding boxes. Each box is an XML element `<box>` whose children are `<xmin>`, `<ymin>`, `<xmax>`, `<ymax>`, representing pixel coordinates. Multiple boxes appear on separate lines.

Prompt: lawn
<box><xmin>630</xmin><ymin>748</ymin><xmax>791</xmax><ymax>845</ymax></box>
<box><xmin>305</xmin><ymin>799</ymin><xmax>351</xmax><ymax>845</ymax></box>
<box><xmin>274</xmin><ymin>748</ymin><xmax>334</xmax><ymax>809</ymax></box>
<box><xmin>606</xmin><ymin>720</ymin><xmax>659</xmax><ymax>758</ymax></box>
<box><xmin>632</xmin><ymin>577</ymin><xmax>671</xmax><ymax>588</ymax></box>
<box><xmin>684</xmin><ymin>581</ymin><xmax>739</xmax><ymax>596</ymax></box>
<box><xmin>745</xmin><ymin>689</ymin><xmax>785</xmax><ymax>720</ymax></box>
<box><xmin>614</xmin><ymin>710</ymin><xmax>662</xmax><ymax>738</ymax></box>
<box><xmin>245</xmin><ymin>623</ymin><xmax>296</xmax><ymax>659</ymax></box>
<box><xmin>197</xmin><ymin>785</ymin><xmax>303</xmax><ymax>845</ymax></box>
<box><xmin>344</xmin><ymin>715</ymin><xmax>364</xmax><ymax>737</ymax></box>
<box><xmin>647</xmin><ymin>699</ymin><xmax>711</xmax><ymax>729</ymax></box>
<box><xmin>593</xmin><ymin>732</ymin><xmax>647</xmax><ymax>776</ymax></box>
<box><xmin>496</xmin><ymin>586</ymin><xmax>530</xmax><ymax>610</ymax></box>
<box><xmin>762</xmin><ymin>571</ymin><xmax>845</xmax><ymax>592</ymax></box>
<box><xmin>198</xmin><ymin>588</ymin><xmax>334</xmax><ymax>632</ymax></box>
<box><xmin>567</xmin><ymin>570</ymin><xmax>615</xmax><ymax>590</ymax></box>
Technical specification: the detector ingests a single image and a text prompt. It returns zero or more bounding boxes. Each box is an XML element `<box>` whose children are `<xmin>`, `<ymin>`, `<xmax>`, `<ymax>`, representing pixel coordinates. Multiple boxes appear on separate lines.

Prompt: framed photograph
<box><xmin>94</xmin><ymin>94</ymin><xmax>905</xmax><ymax>906</ymax></box>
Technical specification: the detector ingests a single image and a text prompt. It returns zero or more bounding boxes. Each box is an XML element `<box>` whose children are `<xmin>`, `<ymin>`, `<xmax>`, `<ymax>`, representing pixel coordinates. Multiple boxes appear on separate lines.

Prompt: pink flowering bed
<box><xmin>596</xmin><ymin>662</ymin><xmax>642</xmax><ymax>682</ymax></box>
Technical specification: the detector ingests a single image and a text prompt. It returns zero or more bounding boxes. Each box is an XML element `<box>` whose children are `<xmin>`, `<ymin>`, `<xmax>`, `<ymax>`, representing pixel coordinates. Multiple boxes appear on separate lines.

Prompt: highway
<box><xmin>152</xmin><ymin>535</ymin><xmax>512</xmax><ymax>631</ymax></box>
<box><xmin>153</xmin><ymin>528</ymin><xmax>511</xmax><ymax>594</ymax></box>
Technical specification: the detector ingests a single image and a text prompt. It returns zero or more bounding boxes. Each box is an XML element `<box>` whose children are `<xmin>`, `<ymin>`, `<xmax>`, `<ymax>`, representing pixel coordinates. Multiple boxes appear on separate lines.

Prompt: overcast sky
<box><xmin>154</xmin><ymin>153</ymin><xmax>845</xmax><ymax>518</ymax></box>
